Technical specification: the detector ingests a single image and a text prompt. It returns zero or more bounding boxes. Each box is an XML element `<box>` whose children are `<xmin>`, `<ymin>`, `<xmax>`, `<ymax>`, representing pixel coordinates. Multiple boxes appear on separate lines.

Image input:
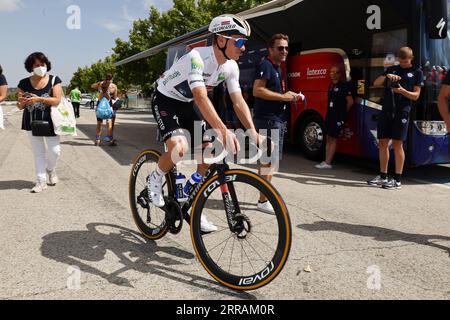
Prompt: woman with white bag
<box><xmin>17</xmin><ymin>52</ymin><xmax>63</xmax><ymax>193</ymax></box>
<box><xmin>0</xmin><ymin>65</ymin><xmax>7</xmax><ymax>130</ymax></box>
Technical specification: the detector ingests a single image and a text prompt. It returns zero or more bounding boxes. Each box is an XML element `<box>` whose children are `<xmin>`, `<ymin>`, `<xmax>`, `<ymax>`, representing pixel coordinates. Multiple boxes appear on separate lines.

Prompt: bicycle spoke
<box><xmin>215</xmin><ymin>235</ymin><xmax>233</xmax><ymax>265</ymax></box>
<box><xmin>244</xmin><ymin>238</ymin><xmax>270</xmax><ymax>266</ymax></box>
<box><xmin>228</xmin><ymin>237</ymin><xmax>236</xmax><ymax>274</ymax></box>
<box><xmin>240</xmin><ymin>242</ymin><xmax>257</xmax><ymax>274</ymax></box>
<box><xmin>247</xmin><ymin>232</ymin><xmax>277</xmax><ymax>254</ymax></box>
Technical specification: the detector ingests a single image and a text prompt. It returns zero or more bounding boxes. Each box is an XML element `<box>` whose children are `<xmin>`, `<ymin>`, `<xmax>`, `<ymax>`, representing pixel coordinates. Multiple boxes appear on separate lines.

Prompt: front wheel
<box><xmin>190</xmin><ymin>169</ymin><xmax>292</xmax><ymax>291</ymax></box>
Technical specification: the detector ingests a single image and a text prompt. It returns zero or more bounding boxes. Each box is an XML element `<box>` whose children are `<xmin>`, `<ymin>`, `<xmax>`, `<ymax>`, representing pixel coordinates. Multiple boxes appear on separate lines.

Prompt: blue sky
<box><xmin>0</xmin><ymin>0</ymin><xmax>173</xmax><ymax>87</ymax></box>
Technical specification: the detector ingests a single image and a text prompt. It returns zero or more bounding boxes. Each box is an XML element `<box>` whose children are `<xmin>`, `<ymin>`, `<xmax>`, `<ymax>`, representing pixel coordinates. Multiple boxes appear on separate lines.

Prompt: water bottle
<box><xmin>184</xmin><ymin>172</ymin><xmax>203</xmax><ymax>196</ymax></box>
<box><xmin>175</xmin><ymin>173</ymin><xmax>188</xmax><ymax>202</ymax></box>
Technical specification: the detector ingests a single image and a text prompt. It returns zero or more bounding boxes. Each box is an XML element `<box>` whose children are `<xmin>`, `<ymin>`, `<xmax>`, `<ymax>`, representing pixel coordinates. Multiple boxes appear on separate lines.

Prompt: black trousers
<box><xmin>72</xmin><ymin>102</ymin><xmax>80</xmax><ymax>118</ymax></box>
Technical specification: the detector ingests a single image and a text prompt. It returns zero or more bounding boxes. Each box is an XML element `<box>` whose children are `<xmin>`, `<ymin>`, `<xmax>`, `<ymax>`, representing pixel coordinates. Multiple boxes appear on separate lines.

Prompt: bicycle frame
<box><xmin>167</xmin><ymin>161</ymin><xmax>242</xmax><ymax>231</ymax></box>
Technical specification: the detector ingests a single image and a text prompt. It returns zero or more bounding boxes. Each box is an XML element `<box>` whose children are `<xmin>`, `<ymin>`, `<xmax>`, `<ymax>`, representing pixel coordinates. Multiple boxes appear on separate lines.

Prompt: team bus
<box><xmin>117</xmin><ymin>0</ymin><xmax>450</xmax><ymax>166</ymax></box>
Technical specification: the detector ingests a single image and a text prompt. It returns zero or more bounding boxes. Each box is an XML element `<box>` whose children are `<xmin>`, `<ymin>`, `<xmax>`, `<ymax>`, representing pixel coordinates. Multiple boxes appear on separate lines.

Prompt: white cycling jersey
<box><xmin>157</xmin><ymin>46</ymin><xmax>241</xmax><ymax>103</ymax></box>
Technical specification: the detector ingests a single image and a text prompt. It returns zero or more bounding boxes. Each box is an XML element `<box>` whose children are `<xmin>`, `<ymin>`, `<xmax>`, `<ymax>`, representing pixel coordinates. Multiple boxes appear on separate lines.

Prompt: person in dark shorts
<box><xmin>253</xmin><ymin>33</ymin><xmax>303</xmax><ymax>214</ymax></box>
<box><xmin>367</xmin><ymin>47</ymin><xmax>424</xmax><ymax>190</ymax></box>
<box><xmin>316</xmin><ymin>66</ymin><xmax>354</xmax><ymax>169</ymax></box>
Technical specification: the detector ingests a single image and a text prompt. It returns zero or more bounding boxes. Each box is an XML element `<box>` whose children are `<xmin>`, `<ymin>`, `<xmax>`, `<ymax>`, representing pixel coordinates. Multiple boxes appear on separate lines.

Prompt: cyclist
<box><xmin>149</xmin><ymin>14</ymin><xmax>266</xmax><ymax>232</ymax></box>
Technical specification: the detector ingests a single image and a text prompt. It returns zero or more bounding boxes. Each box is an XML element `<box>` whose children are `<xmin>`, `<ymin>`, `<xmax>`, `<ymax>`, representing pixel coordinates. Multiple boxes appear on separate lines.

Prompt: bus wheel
<box><xmin>298</xmin><ymin>114</ymin><xmax>325</xmax><ymax>160</ymax></box>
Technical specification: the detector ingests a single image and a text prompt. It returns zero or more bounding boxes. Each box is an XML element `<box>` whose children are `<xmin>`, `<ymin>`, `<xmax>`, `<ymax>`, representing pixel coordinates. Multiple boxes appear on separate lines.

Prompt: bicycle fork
<box><xmin>217</xmin><ymin>166</ymin><xmax>251</xmax><ymax>238</ymax></box>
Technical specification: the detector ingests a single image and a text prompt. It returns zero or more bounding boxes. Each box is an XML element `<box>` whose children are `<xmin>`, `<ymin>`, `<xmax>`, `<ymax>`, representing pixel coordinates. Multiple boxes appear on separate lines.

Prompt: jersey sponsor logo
<box><xmin>407</xmin><ymin>73</ymin><xmax>414</xmax><ymax>78</ymax></box>
<box><xmin>217</xmin><ymin>73</ymin><xmax>225</xmax><ymax>82</ymax></box>
<box><xmin>191</xmin><ymin>57</ymin><xmax>204</xmax><ymax>72</ymax></box>
<box><xmin>162</xmin><ymin>71</ymin><xmax>181</xmax><ymax>86</ymax></box>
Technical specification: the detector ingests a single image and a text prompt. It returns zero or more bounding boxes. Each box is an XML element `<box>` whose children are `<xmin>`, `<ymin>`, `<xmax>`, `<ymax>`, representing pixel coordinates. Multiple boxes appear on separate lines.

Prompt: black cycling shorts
<box><xmin>151</xmin><ymin>90</ymin><xmax>206</xmax><ymax>148</ymax></box>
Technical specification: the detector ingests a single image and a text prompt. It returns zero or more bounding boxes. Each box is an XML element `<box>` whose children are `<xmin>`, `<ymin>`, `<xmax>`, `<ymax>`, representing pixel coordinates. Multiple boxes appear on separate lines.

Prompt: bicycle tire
<box><xmin>129</xmin><ymin>149</ymin><xmax>172</xmax><ymax>240</ymax></box>
<box><xmin>190</xmin><ymin>169</ymin><xmax>292</xmax><ymax>291</ymax></box>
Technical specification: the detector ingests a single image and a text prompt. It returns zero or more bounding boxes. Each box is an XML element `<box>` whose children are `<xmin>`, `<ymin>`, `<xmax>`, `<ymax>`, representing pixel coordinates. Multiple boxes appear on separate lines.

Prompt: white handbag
<box><xmin>50</xmin><ymin>77</ymin><xmax>77</xmax><ymax>136</ymax></box>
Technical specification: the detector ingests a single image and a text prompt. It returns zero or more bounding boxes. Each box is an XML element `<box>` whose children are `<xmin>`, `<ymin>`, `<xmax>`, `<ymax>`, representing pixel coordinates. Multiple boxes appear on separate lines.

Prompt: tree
<box><xmin>68</xmin><ymin>56</ymin><xmax>117</xmax><ymax>93</ymax></box>
<box><xmin>69</xmin><ymin>0</ymin><xmax>271</xmax><ymax>94</ymax></box>
<box><xmin>113</xmin><ymin>0</ymin><xmax>270</xmax><ymax>94</ymax></box>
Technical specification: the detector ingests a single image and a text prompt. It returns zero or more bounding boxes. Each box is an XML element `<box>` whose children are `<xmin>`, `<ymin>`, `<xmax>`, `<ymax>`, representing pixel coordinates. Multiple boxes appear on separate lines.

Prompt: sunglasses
<box><xmin>274</xmin><ymin>46</ymin><xmax>289</xmax><ymax>52</ymax></box>
<box><xmin>219</xmin><ymin>34</ymin><xmax>248</xmax><ymax>49</ymax></box>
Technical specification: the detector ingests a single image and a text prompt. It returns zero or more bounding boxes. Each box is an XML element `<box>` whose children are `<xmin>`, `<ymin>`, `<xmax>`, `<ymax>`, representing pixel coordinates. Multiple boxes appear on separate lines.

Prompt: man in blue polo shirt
<box><xmin>367</xmin><ymin>47</ymin><xmax>423</xmax><ymax>190</ymax></box>
<box><xmin>253</xmin><ymin>33</ymin><xmax>302</xmax><ymax>214</ymax></box>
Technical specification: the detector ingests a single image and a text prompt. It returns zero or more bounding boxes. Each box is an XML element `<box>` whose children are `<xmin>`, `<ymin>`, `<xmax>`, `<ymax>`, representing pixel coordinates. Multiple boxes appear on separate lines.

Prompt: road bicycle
<box><xmin>129</xmin><ymin>147</ymin><xmax>291</xmax><ymax>291</ymax></box>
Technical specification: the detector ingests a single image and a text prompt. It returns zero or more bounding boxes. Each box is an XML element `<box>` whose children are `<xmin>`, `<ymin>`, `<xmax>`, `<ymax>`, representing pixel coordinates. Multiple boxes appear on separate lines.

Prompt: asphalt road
<box><xmin>1</xmin><ymin>104</ymin><xmax>449</xmax><ymax>300</ymax></box>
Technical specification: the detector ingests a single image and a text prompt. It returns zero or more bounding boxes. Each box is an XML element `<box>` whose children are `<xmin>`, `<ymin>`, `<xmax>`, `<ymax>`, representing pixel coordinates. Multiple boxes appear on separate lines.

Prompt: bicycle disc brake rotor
<box><xmin>234</xmin><ymin>213</ymin><xmax>251</xmax><ymax>239</ymax></box>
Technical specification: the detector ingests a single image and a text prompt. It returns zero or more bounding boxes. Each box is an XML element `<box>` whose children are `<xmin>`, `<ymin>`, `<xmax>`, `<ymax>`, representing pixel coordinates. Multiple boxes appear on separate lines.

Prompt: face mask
<box><xmin>33</xmin><ymin>66</ymin><xmax>47</xmax><ymax>77</ymax></box>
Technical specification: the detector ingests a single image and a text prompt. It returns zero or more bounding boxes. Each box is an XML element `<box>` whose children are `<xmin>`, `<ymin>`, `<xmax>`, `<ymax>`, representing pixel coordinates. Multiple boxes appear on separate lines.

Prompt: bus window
<box><xmin>419</xmin><ymin>2</ymin><xmax>450</xmax><ymax>121</ymax></box>
<box><xmin>367</xmin><ymin>29</ymin><xmax>408</xmax><ymax>104</ymax></box>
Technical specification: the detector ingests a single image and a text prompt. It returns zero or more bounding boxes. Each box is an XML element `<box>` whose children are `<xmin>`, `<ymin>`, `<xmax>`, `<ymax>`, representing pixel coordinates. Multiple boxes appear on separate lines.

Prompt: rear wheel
<box><xmin>129</xmin><ymin>149</ymin><xmax>172</xmax><ymax>240</ymax></box>
<box><xmin>297</xmin><ymin>114</ymin><xmax>325</xmax><ymax>160</ymax></box>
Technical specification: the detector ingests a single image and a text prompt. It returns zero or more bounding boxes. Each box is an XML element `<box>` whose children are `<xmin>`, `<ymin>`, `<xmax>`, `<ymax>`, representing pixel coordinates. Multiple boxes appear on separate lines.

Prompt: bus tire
<box><xmin>297</xmin><ymin>114</ymin><xmax>325</xmax><ymax>160</ymax></box>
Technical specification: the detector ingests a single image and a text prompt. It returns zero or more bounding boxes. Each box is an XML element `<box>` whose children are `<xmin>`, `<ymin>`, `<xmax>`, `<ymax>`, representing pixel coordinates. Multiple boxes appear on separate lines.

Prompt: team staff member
<box><xmin>253</xmin><ymin>33</ymin><xmax>302</xmax><ymax>214</ymax></box>
<box><xmin>316</xmin><ymin>66</ymin><xmax>353</xmax><ymax>169</ymax></box>
<box><xmin>367</xmin><ymin>47</ymin><xmax>423</xmax><ymax>190</ymax></box>
<box><xmin>438</xmin><ymin>71</ymin><xmax>450</xmax><ymax>150</ymax></box>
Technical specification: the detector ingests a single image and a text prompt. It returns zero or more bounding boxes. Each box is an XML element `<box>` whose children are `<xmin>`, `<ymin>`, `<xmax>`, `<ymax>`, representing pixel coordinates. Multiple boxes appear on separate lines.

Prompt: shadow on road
<box><xmin>297</xmin><ymin>221</ymin><xmax>450</xmax><ymax>257</ymax></box>
<box><xmin>40</xmin><ymin>223</ymin><xmax>256</xmax><ymax>299</ymax></box>
<box><xmin>75</xmin><ymin>121</ymin><xmax>163</xmax><ymax>167</ymax></box>
<box><xmin>0</xmin><ymin>180</ymin><xmax>34</xmax><ymax>190</ymax></box>
<box><xmin>267</xmin><ymin>145</ymin><xmax>450</xmax><ymax>187</ymax></box>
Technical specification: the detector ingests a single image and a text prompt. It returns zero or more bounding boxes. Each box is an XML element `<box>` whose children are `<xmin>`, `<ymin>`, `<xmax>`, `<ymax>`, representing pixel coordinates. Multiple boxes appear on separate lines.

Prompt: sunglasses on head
<box><xmin>274</xmin><ymin>46</ymin><xmax>289</xmax><ymax>52</ymax></box>
<box><xmin>219</xmin><ymin>34</ymin><xmax>248</xmax><ymax>48</ymax></box>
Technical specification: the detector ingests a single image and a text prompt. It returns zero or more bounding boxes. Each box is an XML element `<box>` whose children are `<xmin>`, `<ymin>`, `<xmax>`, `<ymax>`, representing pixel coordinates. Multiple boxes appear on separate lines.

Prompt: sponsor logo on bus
<box><xmin>288</xmin><ymin>72</ymin><xmax>301</xmax><ymax>78</ymax></box>
<box><xmin>307</xmin><ymin>68</ymin><xmax>327</xmax><ymax>76</ymax></box>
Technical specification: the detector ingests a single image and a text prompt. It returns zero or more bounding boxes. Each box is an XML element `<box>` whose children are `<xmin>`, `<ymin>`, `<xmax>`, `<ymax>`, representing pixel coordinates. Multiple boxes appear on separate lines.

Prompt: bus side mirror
<box><xmin>426</xmin><ymin>0</ymin><xmax>448</xmax><ymax>39</ymax></box>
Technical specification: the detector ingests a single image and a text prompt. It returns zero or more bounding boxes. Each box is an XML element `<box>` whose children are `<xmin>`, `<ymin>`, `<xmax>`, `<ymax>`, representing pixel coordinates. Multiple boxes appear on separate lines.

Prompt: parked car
<box><xmin>80</xmin><ymin>94</ymin><xmax>92</xmax><ymax>107</ymax></box>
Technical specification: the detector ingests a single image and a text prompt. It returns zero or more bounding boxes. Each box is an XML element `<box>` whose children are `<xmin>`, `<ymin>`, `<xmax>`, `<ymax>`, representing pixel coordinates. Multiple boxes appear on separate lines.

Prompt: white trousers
<box><xmin>27</xmin><ymin>132</ymin><xmax>61</xmax><ymax>181</ymax></box>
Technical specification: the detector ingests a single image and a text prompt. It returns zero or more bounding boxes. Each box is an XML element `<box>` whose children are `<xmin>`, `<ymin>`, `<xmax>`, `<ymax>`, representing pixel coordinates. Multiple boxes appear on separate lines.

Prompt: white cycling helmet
<box><xmin>209</xmin><ymin>14</ymin><xmax>251</xmax><ymax>37</ymax></box>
